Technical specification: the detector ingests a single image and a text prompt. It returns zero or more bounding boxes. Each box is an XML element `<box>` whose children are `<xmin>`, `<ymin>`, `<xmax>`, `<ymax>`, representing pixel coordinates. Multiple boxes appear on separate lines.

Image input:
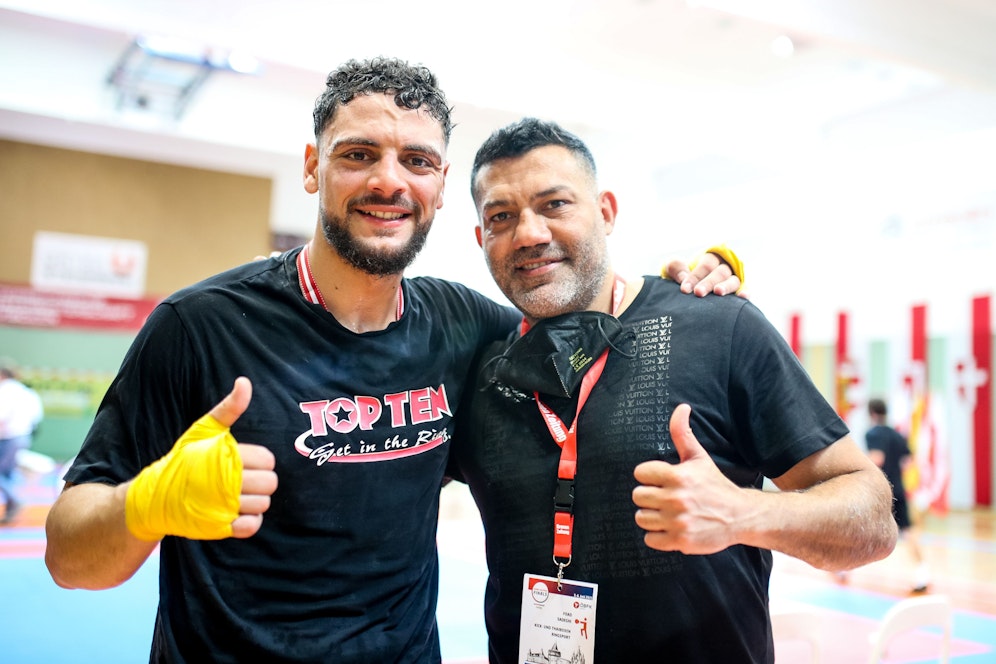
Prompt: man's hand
<box><xmin>125</xmin><ymin>377</ymin><xmax>278</xmax><ymax>541</ymax></box>
<box><xmin>632</xmin><ymin>404</ymin><xmax>744</xmax><ymax>554</ymax></box>
<box><xmin>664</xmin><ymin>248</ymin><xmax>747</xmax><ymax>298</ymax></box>
<box><xmin>215</xmin><ymin>378</ymin><xmax>279</xmax><ymax>538</ymax></box>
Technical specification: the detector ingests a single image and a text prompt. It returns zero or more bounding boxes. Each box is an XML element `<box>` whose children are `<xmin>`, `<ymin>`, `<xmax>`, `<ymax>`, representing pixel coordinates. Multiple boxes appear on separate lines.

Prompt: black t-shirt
<box><xmin>448</xmin><ymin>276</ymin><xmax>848</xmax><ymax>663</ymax></box>
<box><xmin>66</xmin><ymin>247</ymin><xmax>519</xmax><ymax>664</ymax></box>
<box><xmin>865</xmin><ymin>424</ymin><xmax>911</xmax><ymax>498</ymax></box>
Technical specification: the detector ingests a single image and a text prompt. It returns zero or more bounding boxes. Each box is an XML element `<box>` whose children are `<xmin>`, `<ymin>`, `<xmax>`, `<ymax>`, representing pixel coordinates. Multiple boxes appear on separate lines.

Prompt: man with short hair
<box><xmin>448</xmin><ymin>117</ymin><xmax>897</xmax><ymax>663</ymax></box>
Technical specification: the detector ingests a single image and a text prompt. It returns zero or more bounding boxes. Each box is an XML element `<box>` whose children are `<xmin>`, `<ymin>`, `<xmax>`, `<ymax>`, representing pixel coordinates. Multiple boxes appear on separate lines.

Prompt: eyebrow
<box><xmin>330</xmin><ymin>136</ymin><xmax>443</xmax><ymax>165</ymax></box>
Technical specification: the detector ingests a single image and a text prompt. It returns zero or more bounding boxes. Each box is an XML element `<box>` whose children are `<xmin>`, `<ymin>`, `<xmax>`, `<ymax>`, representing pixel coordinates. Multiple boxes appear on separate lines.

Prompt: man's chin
<box><xmin>355</xmin><ymin>239</ymin><xmax>428</xmax><ymax>275</ymax></box>
<box><xmin>508</xmin><ymin>289</ymin><xmax>568</xmax><ymax>321</ymax></box>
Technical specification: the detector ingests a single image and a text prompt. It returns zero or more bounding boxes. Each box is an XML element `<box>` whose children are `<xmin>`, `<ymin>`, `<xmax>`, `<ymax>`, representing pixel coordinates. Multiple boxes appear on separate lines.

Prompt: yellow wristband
<box><xmin>704</xmin><ymin>244</ymin><xmax>745</xmax><ymax>288</ymax></box>
<box><xmin>125</xmin><ymin>414</ymin><xmax>242</xmax><ymax>542</ymax></box>
<box><xmin>662</xmin><ymin>244</ymin><xmax>746</xmax><ymax>292</ymax></box>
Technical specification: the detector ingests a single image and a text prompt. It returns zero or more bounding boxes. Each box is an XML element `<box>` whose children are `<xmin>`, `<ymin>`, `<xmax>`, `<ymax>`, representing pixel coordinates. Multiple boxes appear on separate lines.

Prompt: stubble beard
<box><xmin>321</xmin><ymin>206</ymin><xmax>432</xmax><ymax>276</ymax></box>
<box><xmin>493</xmin><ymin>242</ymin><xmax>610</xmax><ymax>321</ymax></box>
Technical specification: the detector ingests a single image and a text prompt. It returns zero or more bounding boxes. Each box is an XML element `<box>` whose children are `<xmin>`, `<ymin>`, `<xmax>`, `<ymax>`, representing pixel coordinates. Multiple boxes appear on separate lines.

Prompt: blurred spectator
<box><xmin>0</xmin><ymin>357</ymin><xmax>44</xmax><ymax>525</ymax></box>
<box><xmin>866</xmin><ymin>397</ymin><xmax>930</xmax><ymax>592</ymax></box>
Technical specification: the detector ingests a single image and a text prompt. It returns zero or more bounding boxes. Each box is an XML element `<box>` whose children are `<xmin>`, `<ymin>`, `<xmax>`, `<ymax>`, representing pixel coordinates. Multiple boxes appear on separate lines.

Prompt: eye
<box><xmin>404</xmin><ymin>153</ymin><xmax>442</xmax><ymax>172</ymax></box>
<box><xmin>343</xmin><ymin>150</ymin><xmax>370</xmax><ymax>161</ymax></box>
<box><xmin>484</xmin><ymin>210</ymin><xmax>516</xmax><ymax>230</ymax></box>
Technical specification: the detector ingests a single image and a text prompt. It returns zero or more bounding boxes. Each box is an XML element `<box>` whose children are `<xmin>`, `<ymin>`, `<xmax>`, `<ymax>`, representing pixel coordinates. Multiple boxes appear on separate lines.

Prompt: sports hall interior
<box><xmin>1</xmin><ymin>1</ymin><xmax>994</xmax><ymax>662</ymax></box>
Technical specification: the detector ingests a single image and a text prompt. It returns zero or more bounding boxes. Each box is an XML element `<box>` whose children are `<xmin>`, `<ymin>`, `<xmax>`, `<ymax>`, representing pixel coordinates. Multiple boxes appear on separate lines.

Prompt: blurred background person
<box><xmin>0</xmin><ymin>357</ymin><xmax>44</xmax><ymax>525</ymax></box>
<box><xmin>866</xmin><ymin>396</ymin><xmax>931</xmax><ymax>593</ymax></box>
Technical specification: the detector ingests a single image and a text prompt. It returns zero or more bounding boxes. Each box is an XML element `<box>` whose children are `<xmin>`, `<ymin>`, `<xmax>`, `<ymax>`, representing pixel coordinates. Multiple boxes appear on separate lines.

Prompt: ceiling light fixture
<box><xmin>106</xmin><ymin>35</ymin><xmax>260</xmax><ymax>120</ymax></box>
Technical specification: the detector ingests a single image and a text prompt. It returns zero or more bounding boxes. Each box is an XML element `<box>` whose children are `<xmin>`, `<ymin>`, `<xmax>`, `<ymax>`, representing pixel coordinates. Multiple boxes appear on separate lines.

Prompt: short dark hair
<box><xmin>470</xmin><ymin>117</ymin><xmax>597</xmax><ymax>202</ymax></box>
<box><xmin>312</xmin><ymin>57</ymin><xmax>453</xmax><ymax>144</ymax></box>
<box><xmin>868</xmin><ymin>398</ymin><xmax>887</xmax><ymax>416</ymax></box>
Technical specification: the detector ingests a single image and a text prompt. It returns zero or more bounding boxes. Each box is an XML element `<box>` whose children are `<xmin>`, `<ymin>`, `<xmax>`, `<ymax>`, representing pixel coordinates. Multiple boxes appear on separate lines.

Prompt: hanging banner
<box><xmin>31</xmin><ymin>231</ymin><xmax>148</xmax><ymax>298</ymax></box>
<box><xmin>789</xmin><ymin>312</ymin><xmax>802</xmax><ymax>359</ymax></box>
<box><xmin>904</xmin><ymin>304</ymin><xmax>950</xmax><ymax>514</ymax></box>
<box><xmin>835</xmin><ymin>311</ymin><xmax>859</xmax><ymax>423</ymax></box>
<box><xmin>971</xmin><ymin>295</ymin><xmax>993</xmax><ymax>506</ymax></box>
<box><xmin>0</xmin><ymin>282</ymin><xmax>158</xmax><ymax>331</ymax></box>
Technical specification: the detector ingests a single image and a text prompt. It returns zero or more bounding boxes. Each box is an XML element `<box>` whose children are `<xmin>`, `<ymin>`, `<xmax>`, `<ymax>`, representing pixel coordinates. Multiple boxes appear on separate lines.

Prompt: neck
<box><xmin>306</xmin><ymin>239</ymin><xmax>403</xmax><ymax>333</ymax></box>
<box><xmin>592</xmin><ymin>271</ymin><xmax>619</xmax><ymax>316</ymax></box>
<box><xmin>521</xmin><ymin>272</ymin><xmax>643</xmax><ymax>330</ymax></box>
<box><xmin>595</xmin><ymin>270</ymin><xmax>641</xmax><ymax>317</ymax></box>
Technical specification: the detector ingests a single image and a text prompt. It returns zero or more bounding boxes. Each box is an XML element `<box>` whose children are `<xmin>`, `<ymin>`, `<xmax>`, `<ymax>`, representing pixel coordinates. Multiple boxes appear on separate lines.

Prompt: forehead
<box><xmin>322</xmin><ymin>93</ymin><xmax>447</xmax><ymax>151</ymax></box>
<box><xmin>475</xmin><ymin>145</ymin><xmax>591</xmax><ymax>199</ymax></box>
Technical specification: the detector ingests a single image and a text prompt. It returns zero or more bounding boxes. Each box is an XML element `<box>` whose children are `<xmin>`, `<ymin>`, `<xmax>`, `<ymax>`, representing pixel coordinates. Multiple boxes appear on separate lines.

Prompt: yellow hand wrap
<box><xmin>661</xmin><ymin>243</ymin><xmax>746</xmax><ymax>292</ymax></box>
<box><xmin>125</xmin><ymin>414</ymin><xmax>242</xmax><ymax>542</ymax></box>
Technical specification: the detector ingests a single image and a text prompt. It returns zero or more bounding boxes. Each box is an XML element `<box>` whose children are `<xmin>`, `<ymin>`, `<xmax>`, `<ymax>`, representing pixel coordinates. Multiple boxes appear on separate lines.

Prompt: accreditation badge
<box><xmin>518</xmin><ymin>573</ymin><xmax>597</xmax><ymax>663</ymax></box>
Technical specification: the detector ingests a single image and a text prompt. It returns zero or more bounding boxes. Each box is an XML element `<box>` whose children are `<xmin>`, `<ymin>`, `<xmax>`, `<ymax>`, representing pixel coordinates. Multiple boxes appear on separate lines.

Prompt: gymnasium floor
<box><xmin>2</xmin><ymin>475</ymin><xmax>994</xmax><ymax>663</ymax></box>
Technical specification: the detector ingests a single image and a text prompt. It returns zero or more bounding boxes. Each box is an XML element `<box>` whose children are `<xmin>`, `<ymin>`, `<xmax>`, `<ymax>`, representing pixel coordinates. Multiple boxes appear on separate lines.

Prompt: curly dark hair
<box><xmin>312</xmin><ymin>57</ymin><xmax>453</xmax><ymax>144</ymax></box>
<box><xmin>470</xmin><ymin>117</ymin><xmax>597</xmax><ymax>202</ymax></box>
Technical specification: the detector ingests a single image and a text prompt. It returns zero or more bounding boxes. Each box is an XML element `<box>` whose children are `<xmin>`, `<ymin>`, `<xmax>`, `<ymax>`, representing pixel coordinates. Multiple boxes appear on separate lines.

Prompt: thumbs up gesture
<box><xmin>632</xmin><ymin>403</ymin><xmax>745</xmax><ymax>555</ymax></box>
<box><xmin>125</xmin><ymin>377</ymin><xmax>278</xmax><ymax>542</ymax></box>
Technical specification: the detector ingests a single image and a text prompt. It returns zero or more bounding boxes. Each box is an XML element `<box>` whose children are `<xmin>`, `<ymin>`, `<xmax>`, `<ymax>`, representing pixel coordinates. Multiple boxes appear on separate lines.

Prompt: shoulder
<box><xmin>163</xmin><ymin>248</ymin><xmax>299</xmax><ymax>309</ymax></box>
<box><xmin>404</xmin><ymin>276</ymin><xmax>519</xmax><ymax>347</ymax></box>
<box><xmin>638</xmin><ymin>276</ymin><xmax>752</xmax><ymax>312</ymax></box>
<box><xmin>631</xmin><ymin>275</ymin><xmax>759</xmax><ymax>333</ymax></box>
<box><xmin>406</xmin><ymin>276</ymin><xmax>518</xmax><ymax>318</ymax></box>
<box><xmin>405</xmin><ymin>275</ymin><xmax>492</xmax><ymax>302</ymax></box>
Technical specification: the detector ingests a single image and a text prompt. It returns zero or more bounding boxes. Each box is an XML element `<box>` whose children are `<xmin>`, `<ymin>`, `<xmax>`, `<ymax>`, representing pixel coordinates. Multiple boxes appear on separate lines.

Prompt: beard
<box><xmin>320</xmin><ymin>199</ymin><xmax>432</xmax><ymax>276</ymax></box>
<box><xmin>490</xmin><ymin>240</ymin><xmax>609</xmax><ymax>321</ymax></box>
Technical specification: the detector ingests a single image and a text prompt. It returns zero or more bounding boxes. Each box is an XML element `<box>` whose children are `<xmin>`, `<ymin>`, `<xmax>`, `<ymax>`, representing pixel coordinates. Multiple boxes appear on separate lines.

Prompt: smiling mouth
<box><xmin>516</xmin><ymin>258</ymin><xmax>563</xmax><ymax>273</ymax></box>
<box><xmin>361</xmin><ymin>210</ymin><xmax>408</xmax><ymax>221</ymax></box>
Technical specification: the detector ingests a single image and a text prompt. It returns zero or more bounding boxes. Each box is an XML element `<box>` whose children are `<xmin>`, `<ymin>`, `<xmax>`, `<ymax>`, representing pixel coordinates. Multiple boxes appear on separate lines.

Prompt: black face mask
<box><xmin>486</xmin><ymin>311</ymin><xmax>634</xmax><ymax>400</ymax></box>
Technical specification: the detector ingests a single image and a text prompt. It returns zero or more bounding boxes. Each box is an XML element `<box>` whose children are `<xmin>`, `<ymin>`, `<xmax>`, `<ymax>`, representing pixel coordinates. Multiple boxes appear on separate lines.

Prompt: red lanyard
<box><xmin>297</xmin><ymin>243</ymin><xmax>404</xmax><ymax>320</ymax></box>
<box><xmin>527</xmin><ymin>276</ymin><xmax>626</xmax><ymax>586</ymax></box>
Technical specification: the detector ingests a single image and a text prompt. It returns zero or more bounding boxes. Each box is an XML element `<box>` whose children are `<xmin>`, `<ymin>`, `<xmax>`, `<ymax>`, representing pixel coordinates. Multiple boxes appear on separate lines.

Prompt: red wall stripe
<box><xmin>972</xmin><ymin>295</ymin><xmax>992</xmax><ymax>506</ymax></box>
<box><xmin>789</xmin><ymin>313</ymin><xmax>802</xmax><ymax>359</ymax></box>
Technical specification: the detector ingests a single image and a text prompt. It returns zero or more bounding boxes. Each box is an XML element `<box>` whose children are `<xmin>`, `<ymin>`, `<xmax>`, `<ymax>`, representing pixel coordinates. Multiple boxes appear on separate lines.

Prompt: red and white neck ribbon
<box><xmin>297</xmin><ymin>243</ymin><xmax>404</xmax><ymax>320</ymax></box>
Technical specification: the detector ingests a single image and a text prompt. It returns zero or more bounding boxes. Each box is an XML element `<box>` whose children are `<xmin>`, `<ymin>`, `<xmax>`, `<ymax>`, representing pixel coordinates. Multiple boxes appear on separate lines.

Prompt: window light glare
<box><xmin>771</xmin><ymin>35</ymin><xmax>795</xmax><ymax>58</ymax></box>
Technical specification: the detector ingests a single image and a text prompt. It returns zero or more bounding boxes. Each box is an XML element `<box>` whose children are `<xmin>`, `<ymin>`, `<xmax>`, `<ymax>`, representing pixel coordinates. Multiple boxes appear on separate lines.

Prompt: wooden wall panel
<box><xmin>0</xmin><ymin>139</ymin><xmax>272</xmax><ymax>297</ymax></box>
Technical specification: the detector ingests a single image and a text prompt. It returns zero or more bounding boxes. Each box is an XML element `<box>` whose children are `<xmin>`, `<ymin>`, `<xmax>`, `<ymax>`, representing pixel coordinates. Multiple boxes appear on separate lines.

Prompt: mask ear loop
<box><xmin>598</xmin><ymin>317</ymin><xmax>637</xmax><ymax>359</ymax></box>
<box><xmin>480</xmin><ymin>354</ymin><xmax>504</xmax><ymax>392</ymax></box>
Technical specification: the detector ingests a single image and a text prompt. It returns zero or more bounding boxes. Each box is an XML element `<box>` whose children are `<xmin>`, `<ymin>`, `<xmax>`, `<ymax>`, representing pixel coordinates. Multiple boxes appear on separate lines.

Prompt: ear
<box><xmin>599</xmin><ymin>190</ymin><xmax>618</xmax><ymax>236</ymax></box>
<box><xmin>303</xmin><ymin>143</ymin><xmax>319</xmax><ymax>194</ymax></box>
<box><xmin>436</xmin><ymin>161</ymin><xmax>450</xmax><ymax>210</ymax></box>
<box><xmin>475</xmin><ymin>225</ymin><xmax>483</xmax><ymax>248</ymax></box>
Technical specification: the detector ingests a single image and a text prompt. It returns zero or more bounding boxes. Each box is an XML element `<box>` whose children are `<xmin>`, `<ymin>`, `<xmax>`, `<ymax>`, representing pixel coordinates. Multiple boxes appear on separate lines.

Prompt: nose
<box><xmin>512</xmin><ymin>209</ymin><xmax>552</xmax><ymax>249</ymax></box>
<box><xmin>368</xmin><ymin>157</ymin><xmax>407</xmax><ymax>197</ymax></box>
